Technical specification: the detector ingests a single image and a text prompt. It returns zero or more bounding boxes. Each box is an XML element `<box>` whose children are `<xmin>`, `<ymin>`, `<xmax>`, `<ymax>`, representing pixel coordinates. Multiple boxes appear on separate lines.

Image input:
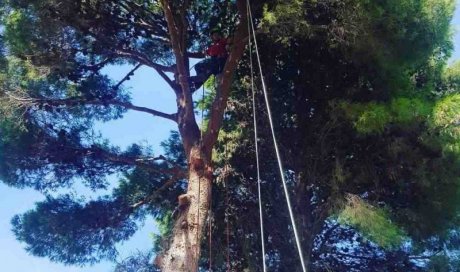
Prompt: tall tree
<box><xmin>2</xmin><ymin>0</ymin><xmax>460</xmax><ymax>272</ymax></box>
<box><xmin>188</xmin><ymin>0</ymin><xmax>460</xmax><ymax>271</ymax></box>
<box><xmin>0</xmin><ymin>0</ymin><xmax>259</xmax><ymax>271</ymax></box>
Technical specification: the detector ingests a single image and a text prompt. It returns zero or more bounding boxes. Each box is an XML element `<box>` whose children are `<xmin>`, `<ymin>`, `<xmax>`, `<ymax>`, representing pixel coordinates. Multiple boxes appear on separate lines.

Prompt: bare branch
<box><xmin>92</xmin><ymin>147</ymin><xmax>187</xmax><ymax>178</ymax></box>
<box><xmin>130</xmin><ymin>177</ymin><xmax>180</xmax><ymax>209</ymax></box>
<box><xmin>6</xmin><ymin>94</ymin><xmax>178</xmax><ymax>122</ymax></box>
<box><xmin>114</xmin><ymin>63</ymin><xmax>142</xmax><ymax>90</ymax></box>
<box><xmin>114</xmin><ymin>48</ymin><xmax>174</xmax><ymax>72</ymax></box>
<box><xmin>187</xmin><ymin>51</ymin><xmax>206</xmax><ymax>59</ymax></box>
<box><xmin>107</xmin><ymin>100</ymin><xmax>177</xmax><ymax>121</ymax></box>
<box><xmin>154</xmin><ymin>67</ymin><xmax>180</xmax><ymax>92</ymax></box>
<box><xmin>408</xmin><ymin>250</ymin><xmax>443</xmax><ymax>260</ymax></box>
<box><xmin>330</xmin><ymin>252</ymin><xmax>379</xmax><ymax>261</ymax></box>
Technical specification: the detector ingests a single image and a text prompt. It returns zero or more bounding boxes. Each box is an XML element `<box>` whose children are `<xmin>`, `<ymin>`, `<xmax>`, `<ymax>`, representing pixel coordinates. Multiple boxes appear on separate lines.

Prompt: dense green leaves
<box><xmin>193</xmin><ymin>0</ymin><xmax>460</xmax><ymax>270</ymax></box>
<box><xmin>12</xmin><ymin>195</ymin><xmax>139</xmax><ymax>265</ymax></box>
<box><xmin>337</xmin><ymin>195</ymin><xmax>406</xmax><ymax>249</ymax></box>
<box><xmin>1</xmin><ymin>0</ymin><xmax>460</xmax><ymax>270</ymax></box>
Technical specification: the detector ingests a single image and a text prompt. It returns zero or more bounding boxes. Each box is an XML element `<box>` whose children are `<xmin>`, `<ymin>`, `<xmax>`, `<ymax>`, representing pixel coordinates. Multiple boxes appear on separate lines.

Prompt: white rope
<box><xmin>247</xmin><ymin>1</ymin><xmax>307</xmax><ymax>271</ymax></box>
<box><xmin>247</xmin><ymin>2</ymin><xmax>267</xmax><ymax>271</ymax></box>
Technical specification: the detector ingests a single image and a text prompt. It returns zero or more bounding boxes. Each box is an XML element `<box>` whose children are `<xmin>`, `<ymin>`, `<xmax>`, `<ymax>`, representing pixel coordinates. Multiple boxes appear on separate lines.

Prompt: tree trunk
<box><xmin>157</xmin><ymin>145</ymin><xmax>213</xmax><ymax>272</ymax></box>
<box><xmin>156</xmin><ymin>1</ymin><xmax>248</xmax><ymax>270</ymax></box>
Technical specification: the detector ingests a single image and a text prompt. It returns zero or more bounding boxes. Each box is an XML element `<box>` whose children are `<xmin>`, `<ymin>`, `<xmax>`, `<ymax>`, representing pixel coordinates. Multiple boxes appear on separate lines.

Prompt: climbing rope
<box><xmin>246</xmin><ymin>2</ymin><xmax>267</xmax><ymax>271</ymax></box>
<box><xmin>196</xmin><ymin>84</ymin><xmax>206</xmax><ymax>266</ymax></box>
<box><xmin>208</xmin><ymin>195</ymin><xmax>213</xmax><ymax>272</ymax></box>
<box><xmin>198</xmin><ymin>83</ymin><xmax>213</xmax><ymax>272</ymax></box>
<box><xmin>247</xmin><ymin>1</ymin><xmax>308</xmax><ymax>271</ymax></box>
<box><xmin>200</xmin><ymin>84</ymin><xmax>212</xmax><ymax>272</ymax></box>
<box><xmin>224</xmin><ymin>127</ymin><xmax>231</xmax><ymax>272</ymax></box>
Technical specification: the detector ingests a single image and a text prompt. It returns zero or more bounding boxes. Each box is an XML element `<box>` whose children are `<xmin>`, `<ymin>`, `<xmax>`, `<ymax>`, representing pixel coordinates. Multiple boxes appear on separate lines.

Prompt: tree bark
<box><xmin>156</xmin><ymin>1</ymin><xmax>248</xmax><ymax>270</ymax></box>
<box><xmin>156</xmin><ymin>145</ymin><xmax>213</xmax><ymax>272</ymax></box>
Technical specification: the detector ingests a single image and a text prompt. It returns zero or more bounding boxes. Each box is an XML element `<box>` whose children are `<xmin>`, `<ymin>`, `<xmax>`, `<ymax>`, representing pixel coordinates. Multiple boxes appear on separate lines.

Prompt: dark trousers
<box><xmin>190</xmin><ymin>57</ymin><xmax>226</xmax><ymax>90</ymax></box>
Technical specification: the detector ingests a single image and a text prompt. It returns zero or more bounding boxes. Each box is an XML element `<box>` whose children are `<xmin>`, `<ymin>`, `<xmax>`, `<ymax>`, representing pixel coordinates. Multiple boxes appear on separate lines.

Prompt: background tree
<box><xmin>186</xmin><ymin>0</ymin><xmax>460</xmax><ymax>271</ymax></box>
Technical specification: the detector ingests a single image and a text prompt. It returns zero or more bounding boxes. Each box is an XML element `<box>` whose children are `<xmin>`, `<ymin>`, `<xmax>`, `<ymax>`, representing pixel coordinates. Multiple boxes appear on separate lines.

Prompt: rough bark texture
<box><xmin>157</xmin><ymin>146</ymin><xmax>213</xmax><ymax>272</ymax></box>
<box><xmin>156</xmin><ymin>0</ymin><xmax>249</xmax><ymax>271</ymax></box>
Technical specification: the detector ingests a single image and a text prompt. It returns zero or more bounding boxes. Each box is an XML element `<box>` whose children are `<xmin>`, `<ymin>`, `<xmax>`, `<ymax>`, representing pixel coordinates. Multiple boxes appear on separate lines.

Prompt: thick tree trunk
<box><xmin>157</xmin><ymin>146</ymin><xmax>213</xmax><ymax>272</ymax></box>
<box><xmin>156</xmin><ymin>1</ymin><xmax>248</xmax><ymax>270</ymax></box>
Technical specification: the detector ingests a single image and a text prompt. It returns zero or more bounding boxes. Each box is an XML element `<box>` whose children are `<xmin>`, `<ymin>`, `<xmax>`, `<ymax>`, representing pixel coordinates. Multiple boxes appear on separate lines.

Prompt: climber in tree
<box><xmin>189</xmin><ymin>29</ymin><xmax>230</xmax><ymax>91</ymax></box>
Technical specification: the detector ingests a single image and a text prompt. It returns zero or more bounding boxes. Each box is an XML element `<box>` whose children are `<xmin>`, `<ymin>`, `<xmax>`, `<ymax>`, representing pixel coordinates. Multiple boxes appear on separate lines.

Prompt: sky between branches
<box><xmin>1</xmin><ymin>4</ymin><xmax>460</xmax><ymax>272</ymax></box>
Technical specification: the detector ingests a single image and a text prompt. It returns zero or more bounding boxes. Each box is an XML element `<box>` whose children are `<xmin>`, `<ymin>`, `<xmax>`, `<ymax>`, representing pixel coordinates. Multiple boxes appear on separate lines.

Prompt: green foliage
<box><xmin>441</xmin><ymin>60</ymin><xmax>460</xmax><ymax>94</ymax></box>
<box><xmin>11</xmin><ymin>195</ymin><xmax>140</xmax><ymax>265</ymax></box>
<box><xmin>261</xmin><ymin>0</ymin><xmax>310</xmax><ymax>42</ymax></box>
<box><xmin>10</xmin><ymin>132</ymin><xmax>186</xmax><ymax>265</ymax></box>
<box><xmin>428</xmin><ymin>254</ymin><xmax>460</xmax><ymax>272</ymax></box>
<box><xmin>340</xmin><ymin>97</ymin><xmax>432</xmax><ymax>134</ymax></box>
<box><xmin>0</xmin><ymin>0</ymin><xmax>459</xmax><ymax>270</ymax></box>
<box><xmin>391</xmin><ymin>98</ymin><xmax>432</xmax><ymax>123</ymax></box>
<box><xmin>3</xmin><ymin>10</ymin><xmax>36</xmax><ymax>54</ymax></box>
<box><xmin>152</xmin><ymin>212</ymin><xmax>174</xmax><ymax>253</ymax></box>
<box><xmin>114</xmin><ymin>251</ymin><xmax>158</xmax><ymax>272</ymax></box>
<box><xmin>354</xmin><ymin>103</ymin><xmax>391</xmax><ymax>134</ymax></box>
<box><xmin>0</xmin><ymin>0</ymin><xmax>236</xmax><ymax>266</ymax></box>
<box><xmin>430</xmin><ymin>94</ymin><xmax>460</xmax><ymax>154</ymax></box>
<box><xmin>337</xmin><ymin>195</ymin><xmax>406</xmax><ymax>249</ymax></box>
<box><xmin>205</xmin><ymin>0</ymin><xmax>460</xmax><ymax>269</ymax></box>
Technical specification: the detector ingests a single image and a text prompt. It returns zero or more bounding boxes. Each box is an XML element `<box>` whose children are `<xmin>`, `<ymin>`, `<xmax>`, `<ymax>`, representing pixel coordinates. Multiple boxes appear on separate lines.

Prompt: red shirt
<box><xmin>206</xmin><ymin>38</ymin><xmax>228</xmax><ymax>57</ymax></box>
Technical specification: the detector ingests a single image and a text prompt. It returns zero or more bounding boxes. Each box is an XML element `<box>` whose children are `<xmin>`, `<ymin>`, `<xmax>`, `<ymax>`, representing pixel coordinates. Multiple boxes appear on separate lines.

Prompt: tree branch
<box><xmin>154</xmin><ymin>67</ymin><xmax>180</xmax><ymax>92</ymax></box>
<box><xmin>130</xmin><ymin>177</ymin><xmax>180</xmax><ymax>209</ymax></box>
<box><xmin>80</xmin><ymin>57</ymin><xmax>115</xmax><ymax>72</ymax></box>
<box><xmin>6</xmin><ymin>94</ymin><xmax>178</xmax><ymax>122</ymax></box>
<box><xmin>107</xmin><ymin>100</ymin><xmax>178</xmax><ymax>122</ymax></box>
<box><xmin>187</xmin><ymin>51</ymin><xmax>206</xmax><ymax>59</ymax></box>
<box><xmin>114</xmin><ymin>63</ymin><xmax>142</xmax><ymax>90</ymax></box>
<box><xmin>408</xmin><ymin>250</ymin><xmax>443</xmax><ymax>260</ymax></box>
<box><xmin>330</xmin><ymin>252</ymin><xmax>381</xmax><ymax>261</ymax></box>
<box><xmin>114</xmin><ymin>48</ymin><xmax>175</xmax><ymax>72</ymax></box>
<box><xmin>59</xmin><ymin>144</ymin><xmax>187</xmax><ymax>179</ymax></box>
<box><xmin>92</xmin><ymin>147</ymin><xmax>187</xmax><ymax>178</ymax></box>
<box><xmin>161</xmin><ymin>0</ymin><xmax>200</xmax><ymax>154</ymax></box>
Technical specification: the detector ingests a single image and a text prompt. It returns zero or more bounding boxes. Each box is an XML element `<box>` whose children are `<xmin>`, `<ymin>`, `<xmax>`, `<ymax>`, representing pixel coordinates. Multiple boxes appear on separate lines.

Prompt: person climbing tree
<box><xmin>189</xmin><ymin>29</ymin><xmax>231</xmax><ymax>91</ymax></box>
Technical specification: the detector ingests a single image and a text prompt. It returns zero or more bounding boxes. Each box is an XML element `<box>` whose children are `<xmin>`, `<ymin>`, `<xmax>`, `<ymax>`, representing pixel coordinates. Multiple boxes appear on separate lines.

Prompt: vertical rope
<box><xmin>209</xmin><ymin>197</ymin><xmax>212</xmax><ymax>271</ymax></box>
<box><xmin>196</xmin><ymin>84</ymin><xmax>206</xmax><ymax>266</ymax></box>
<box><xmin>224</xmin><ymin>140</ymin><xmax>231</xmax><ymax>272</ymax></box>
<box><xmin>247</xmin><ymin>1</ymin><xmax>307</xmax><ymax>271</ymax></box>
<box><xmin>247</xmin><ymin>2</ymin><xmax>267</xmax><ymax>271</ymax></box>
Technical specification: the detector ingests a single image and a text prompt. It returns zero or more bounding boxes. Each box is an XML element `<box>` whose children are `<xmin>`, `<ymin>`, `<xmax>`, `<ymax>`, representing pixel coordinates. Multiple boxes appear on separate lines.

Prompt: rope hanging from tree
<box><xmin>247</xmin><ymin>2</ymin><xmax>267</xmax><ymax>271</ymax></box>
<box><xmin>246</xmin><ymin>1</ymin><xmax>307</xmax><ymax>271</ymax></box>
<box><xmin>197</xmin><ymin>84</ymin><xmax>206</xmax><ymax>268</ymax></box>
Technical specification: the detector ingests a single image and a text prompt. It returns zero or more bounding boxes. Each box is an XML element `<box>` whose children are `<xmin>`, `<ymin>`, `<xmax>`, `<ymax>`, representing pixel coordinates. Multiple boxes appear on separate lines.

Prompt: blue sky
<box><xmin>453</xmin><ymin>4</ymin><xmax>460</xmax><ymax>62</ymax></box>
<box><xmin>0</xmin><ymin>65</ymin><xmax>178</xmax><ymax>271</ymax></box>
<box><xmin>2</xmin><ymin>4</ymin><xmax>460</xmax><ymax>272</ymax></box>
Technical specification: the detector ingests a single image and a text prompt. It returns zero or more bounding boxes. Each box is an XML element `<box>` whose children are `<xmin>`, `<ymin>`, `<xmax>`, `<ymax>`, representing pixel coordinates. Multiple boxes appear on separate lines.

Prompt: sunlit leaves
<box><xmin>429</xmin><ymin>94</ymin><xmax>460</xmax><ymax>154</ymax></box>
<box><xmin>340</xmin><ymin>98</ymin><xmax>432</xmax><ymax>134</ymax></box>
<box><xmin>338</xmin><ymin>195</ymin><xmax>406</xmax><ymax>249</ymax></box>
